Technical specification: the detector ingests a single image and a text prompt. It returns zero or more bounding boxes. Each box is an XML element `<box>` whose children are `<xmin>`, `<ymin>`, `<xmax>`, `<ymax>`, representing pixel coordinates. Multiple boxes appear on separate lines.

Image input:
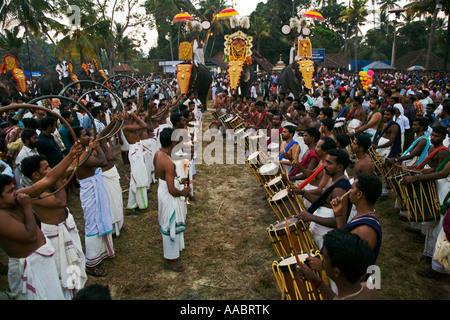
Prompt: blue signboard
<box><xmin>312</xmin><ymin>49</ymin><xmax>325</xmax><ymax>62</ymax></box>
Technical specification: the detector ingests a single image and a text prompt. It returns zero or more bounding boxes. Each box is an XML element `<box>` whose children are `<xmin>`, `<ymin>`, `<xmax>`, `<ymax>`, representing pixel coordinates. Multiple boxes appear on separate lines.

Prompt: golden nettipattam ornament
<box><xmin>228</xmin><ymin>60</ymin><xmax>245</xmax><ymax>90</ymax></box>
<box><xmin>1</xmin><ymin>54</ymin><xmax>27</xmax><ymax>93</ymax></box>
<box><xmin>178</xmin><ymin>41</ymin><xmax>193</xmax><ymax>61</ymax></box>
<box><xmin>298</xmin><ymin>59</ymin><xmax>314</xmax><ymax>90</ymax></box>
<box><xmin>67</xmin><ymin>61</ymin><xmax>80</xmax><ymax>88</ymax></box>
<box><xmin>177</xmin><ymin>63</ymin><xmax>192</xmax><ymax>94</ymax></box>
<box><xmin>298</xmin><ymin>39</ymin><xmax>312</xmax><ymax>59</ymax></box>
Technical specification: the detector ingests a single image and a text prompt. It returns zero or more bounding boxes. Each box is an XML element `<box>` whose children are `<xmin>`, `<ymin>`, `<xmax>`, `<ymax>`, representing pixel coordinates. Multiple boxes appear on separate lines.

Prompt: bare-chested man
<box><xmin>350</xmin><ymin>134</ymin><xmax>375</xmax><ymax>176</ymax></box>
<box><xmin>70</xmin><ymin>127</ymin><xmax>115</xmax><ymax>277</ymax></box>
<box><xmin>98</xmin><ymin>113</ymin><xmax>125</xmax><ymax>236</ymax></box>
<box><xmin>350</xmin><ymin>97</ymin><xmax>383</xmax><ymax>142</ymax></box>
<box><xmin>293</xmin><ymin>148</ymin><xmax>351</xmax><ymax>249</ymax></box>
<box><xmin>153</xmin><ymin>127</ymin><xmax>191</xmax><ymax>272</ymax></box>
<box><xmin>0</xmin><ymin>143</ymin><xmax>82</xmax><ymax>299</ymax></box>
<box><xmin>122</xmin><ymin>111</ymin><xmax>150</xmax><ymax>212</ymax></box>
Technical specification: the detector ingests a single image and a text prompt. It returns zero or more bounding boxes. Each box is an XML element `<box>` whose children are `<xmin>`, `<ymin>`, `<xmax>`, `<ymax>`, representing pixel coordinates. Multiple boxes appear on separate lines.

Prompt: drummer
<box><xmin>295</xmin><ymin>229</ymin><xmax>381</xmax><ymax>300</ymax></box>
<box><xmin>294</xmin><ymin>148</ymin><xmax>351</xmax><ymax>249</ymax></box>
<box><xmin>320</xmin><ymin>118</ymin><xmax>337</xmax><ymax>143</ymax></box>
<box><xmin>402</xmin><ymin>153</ymin><xmax>450</xmax><ymax>281</ymax></box>
<box><xmin>289</xmin><ymin>126</ymin><xmax>321</xmax><ymax>181</ymax></box>
<box><xmin>413</xmin><ymin>124</ymin><xmax>449</xmax><ymax>172</ymax></box>
<box><xmin>349</xmin><ymin>97</ymin><xmax>383</xmax><ymax>142</ymax></box>
<box><xmin>386</xmin><ymin>117</ymin><xmax>429</xmax><ymax>167</ymax></box>
<box><xmin>276</xmin><ymin>125</ymin><xmax>300</xmax><ymax>173</ymax></box>
<box><xmin>350</xmin><ymin>134</ymin><xmax>375</xmax><ymax>176</ymax></box>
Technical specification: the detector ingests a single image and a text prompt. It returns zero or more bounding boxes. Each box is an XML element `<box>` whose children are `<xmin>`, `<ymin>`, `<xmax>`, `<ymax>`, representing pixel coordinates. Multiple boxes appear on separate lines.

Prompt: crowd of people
<box><xmin>212</xmin><ymin>68</ymin><xmax>450</xmax><ymax>298</ymax></box>
<box><xmin>0</xmin><ymin>77</ymin><xmax>203</xmax><ymax>299</ymax></box>
<box><xmin>0</xmin><ymin>63</ymin><xmax>449</xmax><ymax>300</ymax></box>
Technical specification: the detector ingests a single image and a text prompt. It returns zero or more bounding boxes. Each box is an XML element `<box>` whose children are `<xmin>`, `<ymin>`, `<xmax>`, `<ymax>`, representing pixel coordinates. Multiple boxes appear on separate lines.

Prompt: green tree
<box><xmin>0</xmin><ymin>0</ymin><xmax>63</xmax><ymax>71</ymax></box>
<box><xmin>339</xmin><ymin>0</ymin><xmax>369</xmax><ymax>71</ymax></box>
<box><xmin>0</xmin><ymin>26</ymin><xmax>24</xmax><ymax>59</ymax></box>
<box><xmin>249</xmin><ymin>15</ymin><xmax>271</xmax><ymax>53</ymax></box>
<box><xmin>406</xmin><ymin>0</ymin><xmax>450</xmax><ymax>70</ymax></box>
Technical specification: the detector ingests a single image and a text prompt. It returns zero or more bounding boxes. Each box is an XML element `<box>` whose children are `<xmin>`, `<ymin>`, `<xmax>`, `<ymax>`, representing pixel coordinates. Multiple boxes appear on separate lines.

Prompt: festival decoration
<box><xmin>302</xmin><ymin>10</ymin><xmax>324</xmax><ymax>20</ymax></box>
<box><xmin>176</xmin><ymin>63</ymin><xmax>192</xmax><ymax>94</ymax></box>
<box><xmin>294</xmin><ymin>17</ymin><xmax>316</xmax><ymax>90</ymax></box>
<box><xmin>0</xmin><ymin>54</ymin><xmax>27</xmax><ymax>93</ymax></box>
<box><xmin>224</xmin><ymin>30</ymin><xmax>253</xmax><ymax>90</ymax></box>
<box><xmin>172</xmin><ymin>12</ymin><xmax>194</xmax><ymax>23</ymax></box>
<box><xmin>359</xmin><ymin>67</ymin><xmax>374</xmax><ymax>91</ymax></box>
<box><xmin>67</xmin><ymin>61</ymin><xmax>80</xmax><ymax>88</ymax></box>
<box><xmin>217</xmin><ymin>7</ymin><xmax>239</xmax><ymax>19</ymax></box>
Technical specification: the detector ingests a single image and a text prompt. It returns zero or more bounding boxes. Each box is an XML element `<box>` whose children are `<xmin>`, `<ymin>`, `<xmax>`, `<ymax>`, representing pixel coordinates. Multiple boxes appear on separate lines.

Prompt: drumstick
<box><xmin>297</xmin><ymin>165</ymin><xmax>324</xmax><ymax>189</ymax></box>
<box><xmin>284</xmin><ymin>219</ymin><xmax>311</xmax><ymax>263</ymax></box>
<box><xmin>340</xmin><ymin>189</ymin><xmax>351</xmax><ymax>201</ymax></box>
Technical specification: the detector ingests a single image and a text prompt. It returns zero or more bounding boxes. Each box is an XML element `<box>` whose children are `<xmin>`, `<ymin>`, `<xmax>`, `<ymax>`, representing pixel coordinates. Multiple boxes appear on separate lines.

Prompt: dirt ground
<box><xmin>0</xmin><ymin>103</ymin><xmax>449</xmax><ymax>300</ymax></box>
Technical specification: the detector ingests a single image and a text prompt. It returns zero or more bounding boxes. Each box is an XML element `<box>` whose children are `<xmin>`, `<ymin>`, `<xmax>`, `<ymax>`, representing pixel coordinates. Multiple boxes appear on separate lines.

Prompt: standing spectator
<box><xmin>37</xmin><ymin>117</ymin><xmax>64</xmax><ymax>168</ymax></box>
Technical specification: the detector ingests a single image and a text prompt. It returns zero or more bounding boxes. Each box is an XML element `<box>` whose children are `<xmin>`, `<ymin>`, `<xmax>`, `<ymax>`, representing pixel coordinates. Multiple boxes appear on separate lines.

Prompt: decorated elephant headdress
<box><xmin>0</xmin><ymin>54</ymin><xmax>27</xmax><ymax>93</ymax></box>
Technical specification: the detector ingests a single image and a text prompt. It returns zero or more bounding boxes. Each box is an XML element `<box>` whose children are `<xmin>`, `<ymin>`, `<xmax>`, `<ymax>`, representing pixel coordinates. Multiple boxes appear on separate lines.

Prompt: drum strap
<box><xmin>337</xmin><ymin>105</ymin><xmax>348</xmax><ymax>119</ymax></box>
<box><xmin>279</xmin><ymin>141</ymin><xmax>299</xmax><ymax>161</ymax></box>
<box><xmin>415</xmin><ymin>146</ymin><xmax>449</xmax><ymax>169</ymax></box>
<box><xmin>256</xmin><ymin>110</ymin><xmax>268</xmax><ymax>127</ymax></box>
<box><xmin>307</xmin><ymin>178</ymin><xmax>351</xmax><ymax>215</ymax></box>
<box><xmin>401</xmin><ymin>136</ymin><xmax>430</xmax><ymax>165</ymax></box>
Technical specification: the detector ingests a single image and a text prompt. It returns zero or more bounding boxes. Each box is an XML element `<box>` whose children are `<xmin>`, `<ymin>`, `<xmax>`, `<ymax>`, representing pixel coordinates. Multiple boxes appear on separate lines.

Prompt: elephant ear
<box><xmin>243</xmin><ymin>67</ymin><xmax>251</xmax><ymax>82</ymax></box>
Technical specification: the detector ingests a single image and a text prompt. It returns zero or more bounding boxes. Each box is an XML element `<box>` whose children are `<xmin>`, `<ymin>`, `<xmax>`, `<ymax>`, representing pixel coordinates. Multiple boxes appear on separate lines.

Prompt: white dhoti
<box><xmin>79</xmin><ymin>168</ymin><xmax>115</xmax><ymax>268</ymax></box>
<box><xmin>293</xmin><ymin>134</ymin><xmax>308</xmax><ymax>160</ymax></box>
<box><xmin>141</xmin><ymin>137</ymin><xmax>157</xmax><ymax>185</ymax></box>
<box><xmin>102</xmin><ymin>165</ymin><xmax>124</xmax><ymax>237</ymax></box>
<box><xmin>363</xmin><ymin>128</ymin><xmax>377</xmax><ymax>141</ymax></box>
<box><xmin>347</xmin><ymin>119</ymin><xmax>362</xmax><ymax>133</ymax></box>
<box><xmin>40</xmin><ymin>210</ymin><xmax>87</xmax><ymax>300</ymax></box>
<box><xmin>158</xmin><ymin>178</ymin><xmax>187</xmax><ymax>260</ymax></box>
<box><xmin>433</xmin><ymin>215</ymin><xmax>450</xmax><ymax>273</ymax></box>
<box><xmin>8</xmin><ymin>236</ymin><xmax>65</xmax><ymax>300</ymax></box>
<box><xmin>127</xmin><ymin>142</ymin><xmax>149</xmax><ymax>210</ymax></box>
<box><xmin>119</xmin><ymin>130</ymin><xmax>129</xmax><ymax>152</ymax></box>
<box><xmin>309</xmin><ymin>206</ymin><xmax>335</xmax><ymax>250</ymax></box>
<box><xmin>423</xmin><ymin>178</ymin><xmax>450</xmax><ymax>258</ymax></box>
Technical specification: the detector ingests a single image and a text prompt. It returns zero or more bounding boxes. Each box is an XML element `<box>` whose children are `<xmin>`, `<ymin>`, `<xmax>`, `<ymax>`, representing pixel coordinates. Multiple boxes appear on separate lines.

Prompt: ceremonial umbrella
<box><xmin>302</xmin><ymin>10</ymin><xmax>324</xmax><ymax>20</ymax></box>
<box><xmin>407</xmin><ymin>65</ymin><xmax>425</xmax><ymax>71</ymax></box>
<box><xmin>217</xmin><ymin>7</ymin><xmax>239</xmax><ymax>19</ymax></box>
<box><xmin>172</xmin><ymin>12</ymin><xmax>194</xmax><ymax>23</ymax></box>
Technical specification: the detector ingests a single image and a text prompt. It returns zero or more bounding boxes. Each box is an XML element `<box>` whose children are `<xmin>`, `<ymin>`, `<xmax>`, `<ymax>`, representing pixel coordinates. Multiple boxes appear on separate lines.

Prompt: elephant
<box><xmin>0</xmin><ymin>70</ymin><xmax>23</xmax><ymax>101</ymax></box>
<box><xmin>234</xmin><ymin>63</ymin><xmax>255</xmax><ymax>98</ymax></box>
<box><xmin>278</xmin><ymin>61</ymin><xmax>304</xmax><ymax>99</ymax></box>
<box><xmin>279</xmin><ymin>60</ymin><xmax>322</xmax><ymax>99</ymax></box>
<box><xmin>35</xmin><ymin>71</ymin><xmax>64</xmax><ymax>96</ymax></box>
<box><xmin>178</xmin><ymin>62</ymin><xmax>212</xmax><ymax>108</ymax></box>
<box><xmin>77</xmin><ymin>70</ymin><xmax>107</xmax><ymax>89</ymax></box>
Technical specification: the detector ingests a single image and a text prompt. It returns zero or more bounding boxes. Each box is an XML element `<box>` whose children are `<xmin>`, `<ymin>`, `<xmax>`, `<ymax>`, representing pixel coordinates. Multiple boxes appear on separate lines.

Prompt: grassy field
<box><xmin>0</xmin><ymin>104</ymin><xmax>449</xmax><ymax>300</ymax></box>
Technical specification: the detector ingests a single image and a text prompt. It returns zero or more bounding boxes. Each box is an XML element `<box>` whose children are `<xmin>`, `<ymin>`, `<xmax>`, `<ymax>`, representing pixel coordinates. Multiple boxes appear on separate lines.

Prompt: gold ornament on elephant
<box><xmin>1</xmin><ymin>54</ymin><xmax>27</xmax><ymax>93</ymax></box>
<box><xmin>298</xmin><ymin>39</ymin><xmax>312</xmax><ymax>59</ymax></box>
<box><xmin>67</xmin><ymin>61</ymin><xmax>80</xmax><ymax>88</ymax></box>
<box><xmin>224</xmin><ymin>31</ymin><xmax>252</xmax><ymax>90</ymax></box>
<box><xmin>177</xmin><ymin>64</ymin><xmax>192</xmax><ymax>94</ymax></box>
<box><xmin>228</xmin><ymin>60</ymin><xmax>245</xmax><ymax>90</ymax></box>
<box><xmin>178</xmin><ymin>41</ymin><xmax>193</xmax><ymax>61</ymax></box>
<box><xmin>299</xmin><ymin>59</ymin><xmax>314</xmax><ymax>90</ymax></box>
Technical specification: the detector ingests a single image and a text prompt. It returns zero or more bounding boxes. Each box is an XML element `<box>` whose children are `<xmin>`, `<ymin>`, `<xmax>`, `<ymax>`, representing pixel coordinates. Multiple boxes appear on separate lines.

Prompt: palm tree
<box><xmin>378</xmin><ymin>0</ymin><xmax>400</xmax><ymax>14</ymax></box>
<box><xmin>197</xmin><ymin>0</ymin><xmax>228</xmax><ymax>58</ymax></box>
<box><xmin>53</xmin><ymin>13</ymin><xmax>102</xmax><ymax>66</ymax></box>
<box><xmin>406</xmin><ymin>0</ymin><xmax>450</xmax><ymax>70</ymax></box>
<box><xmin>0</xmin><ymin>26</ymin><xmax>24</xmax><ymax>59</ymax></box>
<box><xmin>339</xmin><ymin>0</ymin><xmax>369</xmax><ymax>72</ymax></box>
<box><xmin>249</xmin><ymin>15</ymin><xmax>271</xmax><ymax>53</ymax></box>
<box><xmin>1</xmin><ymin>0</ymin><xmax>63</xmax><ymax>71</ymax></box>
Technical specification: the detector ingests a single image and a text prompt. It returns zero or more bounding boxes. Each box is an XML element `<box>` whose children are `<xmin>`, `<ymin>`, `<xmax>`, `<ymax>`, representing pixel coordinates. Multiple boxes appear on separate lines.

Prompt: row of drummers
<box><xmin>213</xmin><ymin>109</ymin><xmax>328</xmax><ymax>300</ymax></box>
<box><xmin>367</xmin><ymin>147</ymin><xmax>442</xmax><ymax>224</ymax></box>
<box><xmin>246</xmin><ymin>149</ymin><xmax>329</xmax><ymax>300</ymax></box>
